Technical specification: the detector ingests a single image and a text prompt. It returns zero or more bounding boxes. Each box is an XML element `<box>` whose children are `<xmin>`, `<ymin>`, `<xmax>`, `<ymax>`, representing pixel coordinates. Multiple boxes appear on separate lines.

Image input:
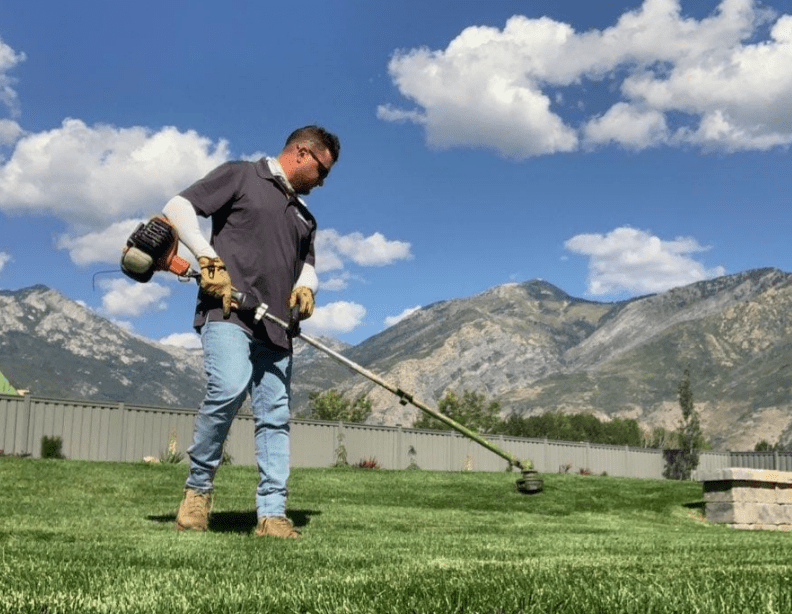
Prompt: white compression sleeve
<box><xmin>294</xmin><ymin>263</ymin><xmax>319</xmax><ymax>294</ymax></box>
<box><xmin>162</xmin><ymin>195</ymin><xmax>217</xmax><ymax>259</ymax></box>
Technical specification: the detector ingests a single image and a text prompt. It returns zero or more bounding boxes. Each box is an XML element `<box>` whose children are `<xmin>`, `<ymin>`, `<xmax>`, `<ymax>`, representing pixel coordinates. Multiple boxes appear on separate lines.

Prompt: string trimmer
<box><xmin>121</xmin><ymin>215</ymin><xmax>543</xmax><ymax>494</ymax></box>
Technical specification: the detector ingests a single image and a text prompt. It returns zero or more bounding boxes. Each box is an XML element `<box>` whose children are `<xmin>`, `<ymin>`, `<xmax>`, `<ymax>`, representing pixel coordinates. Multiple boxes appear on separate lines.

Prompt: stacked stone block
<box><xmin>696</xmin><ymin>468</ymin><xmax>792</xmax><ymax>530</ymax></box>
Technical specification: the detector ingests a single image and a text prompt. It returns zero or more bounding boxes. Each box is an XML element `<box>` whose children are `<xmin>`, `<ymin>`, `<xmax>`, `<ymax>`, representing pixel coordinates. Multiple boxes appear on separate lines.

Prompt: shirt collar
<box><xmin>266</xmin><ymin>157</ymin><xmax>308</xmax><ymax>207</ymax></box>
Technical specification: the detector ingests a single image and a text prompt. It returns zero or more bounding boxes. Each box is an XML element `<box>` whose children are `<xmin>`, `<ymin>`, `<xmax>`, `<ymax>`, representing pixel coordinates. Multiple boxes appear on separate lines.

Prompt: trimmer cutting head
<box><xmin>515</xmin><ymin>466</ymin><xmax>544</xmax><ymax>494</ymax></box>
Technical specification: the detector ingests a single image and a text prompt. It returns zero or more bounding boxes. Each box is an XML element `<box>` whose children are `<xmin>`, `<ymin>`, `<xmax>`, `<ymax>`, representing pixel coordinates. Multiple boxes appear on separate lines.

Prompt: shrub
<box><xmin>41</xmin><ymin>436</ymin><xmax>65</xmax><ymax>459</ymax></box>
<box><xmin>663</xmin><ymin>449</ymin><xmax>698</xmax><ymax>480</ymax></box>
<box><xmin>406</xmin><ymin>445</ymin><xmax>420</xmax><ymax>470</ymax></box>
<box><xmin>333</xmin><ymin>432</ymin><xmax>349</xmax><ymax>467</ymax></box>
<box><xmin>462</xmin><ymin>455</ymin><xmax>474</xmax><ymax>472</ymax></box>
<box><xmin>356</xmin><ymin>457</ymin><xmax>380</xmax><ymax>469</ymax></box>
<box><xmin>160</xmin><ymin>431</ymin><xmax>184</xmax><ymax>464</ymax></box>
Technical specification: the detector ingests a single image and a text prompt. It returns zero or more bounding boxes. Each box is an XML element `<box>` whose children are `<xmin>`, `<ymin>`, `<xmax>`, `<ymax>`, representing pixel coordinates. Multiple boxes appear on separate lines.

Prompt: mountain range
<box><xmin>2</xmin><ymin>268</ymin><xmax>792</xmax><ymax>451</ymax></box>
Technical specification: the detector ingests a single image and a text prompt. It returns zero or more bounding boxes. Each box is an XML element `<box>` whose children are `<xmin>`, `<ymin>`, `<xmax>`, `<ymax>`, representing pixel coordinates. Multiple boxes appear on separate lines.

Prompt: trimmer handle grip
<box><xmin>287</xmin><ymin>305</ymin><xmax>301</xmax><ymax>338</ymax></box>
<box><xmin>230</xmin><ymin>290</ymin><xmax>259</xmax><ymax>312</ymax></box>
<box><xmin>229</xmin><ymin>292</ymin><xmax>300</xmax><ymax>338</ymax></box>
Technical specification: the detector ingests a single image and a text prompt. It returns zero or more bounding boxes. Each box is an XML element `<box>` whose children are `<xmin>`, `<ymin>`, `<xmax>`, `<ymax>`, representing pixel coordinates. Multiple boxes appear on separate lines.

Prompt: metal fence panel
<box><xmin>629</xmin><ymin>447</ymin><xmax>666</xmax><ymax>478</ymax></box>
<box><xmin>451</xmin><ymin>432</ymin><xmax>506</xmax><ymax>473</ymax></box>
<box><xmin>6</xmin><ymin>392</ymin><xmax>789</xmax><ymax>480</ymax></box>
<box><xmin>224</xmin><ymin>415</ymin><xmax>256</xmax><ymax>466</ymax></box>
<box><xmin>730</xmin><ymin>451</ymin><xmax>766</xmax><ymax>469</ymax></box>
<box><xmin>728</xmin><ymin>451</ymin><xmax>792</xmax><ymax>471</ymax></box>
<box><xmin>118</xmin><ymin>405</ymin><xmax>195</xmax><ymax>463</ymax></box>
<box><xmin>0</xmin><ymin>395</ymin><xmax>25</xmax><ymax>453</ymax></box>
<box><xmin>697</xmin><ymin>452</ymin><xmax>731</xmax><ymax>473</ymax></box>
<box><xmin>342</xmin><ymin>423</ymin><xmax>400</xmax><ymax>469</ymax></box>
<box><xmin>290</xmin><ymin>421</ymin><xmax>338</xmax><ymax>468</ymax></box>
<box><xmin>407</xmin><ymin>430</ymin><xmax>450</xmax><ymax>471</ymax></box>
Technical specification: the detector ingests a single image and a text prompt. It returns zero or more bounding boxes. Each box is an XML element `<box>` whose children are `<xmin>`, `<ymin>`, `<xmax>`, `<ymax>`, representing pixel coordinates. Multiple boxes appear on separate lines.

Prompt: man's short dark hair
<box><xmin>285</xmin><ymin>125</ymin><xmax>341</xmax><ymax>163</ymax></box>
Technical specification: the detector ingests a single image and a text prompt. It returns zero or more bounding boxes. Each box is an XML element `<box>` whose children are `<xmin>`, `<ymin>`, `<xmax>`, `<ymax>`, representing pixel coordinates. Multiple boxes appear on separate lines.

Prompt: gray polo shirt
<box><xmin>180</xmin><ymin>158</ymin><xmax>317</xmax><ymax>350</ymax></box>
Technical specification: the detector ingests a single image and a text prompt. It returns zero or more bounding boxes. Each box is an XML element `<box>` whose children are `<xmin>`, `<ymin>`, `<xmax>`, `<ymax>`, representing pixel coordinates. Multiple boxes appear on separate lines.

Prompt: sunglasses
<box><xmin>305</xmin><ymin>148</ymin><xmax>330</xmax><ymax>181</ymax></box>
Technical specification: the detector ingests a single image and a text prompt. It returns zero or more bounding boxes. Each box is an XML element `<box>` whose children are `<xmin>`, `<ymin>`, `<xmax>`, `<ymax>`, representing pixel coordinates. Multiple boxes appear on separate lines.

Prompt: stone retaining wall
<box><xmin>696</xmin><ymin>468</ymin><xmax>792</xmax><ymax>530</ymax></box>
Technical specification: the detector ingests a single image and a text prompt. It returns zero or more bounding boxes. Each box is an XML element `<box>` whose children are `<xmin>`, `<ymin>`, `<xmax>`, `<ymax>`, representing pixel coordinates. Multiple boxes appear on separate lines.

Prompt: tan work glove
<box><xmin>289</xmin><ymin>286</ymin><xmax>315</xmax><ymax>320</ymax></box>
<box><xmin>198</xmin><ymin>256</ymin><xmax>233</xmax><ymax>318</ymax></box>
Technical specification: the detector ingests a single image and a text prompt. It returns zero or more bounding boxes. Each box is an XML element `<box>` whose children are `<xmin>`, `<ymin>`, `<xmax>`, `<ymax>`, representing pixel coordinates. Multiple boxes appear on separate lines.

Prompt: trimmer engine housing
<box><xmin>121</xmin><ymin>216</ymin><xmax>190</xmax><ymax>282</ymax></box>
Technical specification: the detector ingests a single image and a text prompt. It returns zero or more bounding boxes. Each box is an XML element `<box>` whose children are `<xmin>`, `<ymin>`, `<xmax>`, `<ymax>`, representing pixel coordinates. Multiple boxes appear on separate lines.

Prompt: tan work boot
<box><xmin>254</xmin><ymin>516</ymin><xmax>300</xmax><ymax>538</ymax></box>
<box><xmin>174</xmin><ymin>489</ymin><xmax>212</xmax><ymax>531</ymax></box>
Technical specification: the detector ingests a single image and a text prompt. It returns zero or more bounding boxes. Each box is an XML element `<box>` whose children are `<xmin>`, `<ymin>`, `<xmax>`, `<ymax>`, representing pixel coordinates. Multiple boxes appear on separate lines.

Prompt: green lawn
<box><xmin>1</xmin><ymin>457</ymin><xmax>791</xmax><ymax>613</ymax></box>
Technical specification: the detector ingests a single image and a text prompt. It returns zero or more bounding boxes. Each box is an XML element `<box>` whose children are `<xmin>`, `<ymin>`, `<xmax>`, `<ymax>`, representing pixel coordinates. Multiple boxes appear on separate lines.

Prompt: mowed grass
<box><xmin>2</xmin><ymin>458</ymin><xmax>792</xmax><ymax>613</ymax></box>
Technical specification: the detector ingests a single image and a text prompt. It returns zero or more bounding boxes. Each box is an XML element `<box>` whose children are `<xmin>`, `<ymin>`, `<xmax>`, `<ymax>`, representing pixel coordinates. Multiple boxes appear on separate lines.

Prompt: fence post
<box><xmin>23</xmin><ymin>394</ymin><xmax>33</xmax><ymax>456</ymax></box>
<box><xmin>544</xmin><ymin>437</ymin><xmax>549</xmax><ymax>473</ymax></box>
<box><xmin>774</xmin><ymin>450</ymin><xmax>780</xmax><ymax>471</ymax></box>
<box><xmin>447</xmin><ymin>431</ymin><xmax>454</xmax><ymax>472</ymax></box>
<box><xmin>118</xmin><ymin>402</ymin><xmax>126</xmax><ymax>462</ymax></box>
<box><xmin>396</xmin><ymin>424</ymin><xmax>403</xmax><ymax>470</ymax></box>
<box><xmin>335</xmin><ymin>420</ymin><xmax>342</xmax><ymax>466</ymax></box>
<box><xmin>624</xmin><ymin>444</ymin><xmax>630</xmax><ymax>478</ymax></box>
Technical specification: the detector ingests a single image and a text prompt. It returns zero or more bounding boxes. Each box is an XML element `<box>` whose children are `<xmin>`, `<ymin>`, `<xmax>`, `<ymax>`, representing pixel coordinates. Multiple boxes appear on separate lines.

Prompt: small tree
<box><xmin>413</xmin><ymin>390</ymin><xmax>501</xmax><ymax>433</ymax></box>
<box><xmin>663</xmin><ymin>367</ymin><xmax>705</xmax><ymax>480</ymax></box>
<box><xmin>754</xmin><ymin>439</ymin><xmax>784</xmax><ymax>452</ymax></box>
<box><xmin>645</xmin><ymin>426</ymin><xmax>676</xmax><ymax>450</ymax></box>
<box><xmin>308</xmin><ymin>389</ymin><xmax>371</xmax><ymax>423</ymax></box>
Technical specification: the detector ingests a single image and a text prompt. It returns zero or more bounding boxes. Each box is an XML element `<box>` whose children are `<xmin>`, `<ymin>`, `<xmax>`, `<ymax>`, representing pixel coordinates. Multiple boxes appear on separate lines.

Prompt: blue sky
<box><xmin>1</xmin><ymin>0</ymin><xmax>791</xmax><ymax>348</ymax></box>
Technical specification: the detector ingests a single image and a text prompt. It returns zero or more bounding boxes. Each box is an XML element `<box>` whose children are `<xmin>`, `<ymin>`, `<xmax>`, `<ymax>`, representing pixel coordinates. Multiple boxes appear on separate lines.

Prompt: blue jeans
<box><xmin>185</xmin><ymin>320</ymin><xmax>292</xmax><ymax>518</ymax></box>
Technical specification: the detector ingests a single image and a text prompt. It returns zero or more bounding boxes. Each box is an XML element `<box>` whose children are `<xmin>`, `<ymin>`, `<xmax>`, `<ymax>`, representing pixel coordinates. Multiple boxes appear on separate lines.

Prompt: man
<box><xmin>166</xmin><ymin>125</ymin><xmax>340</xmax><ymax>537</ymax></box>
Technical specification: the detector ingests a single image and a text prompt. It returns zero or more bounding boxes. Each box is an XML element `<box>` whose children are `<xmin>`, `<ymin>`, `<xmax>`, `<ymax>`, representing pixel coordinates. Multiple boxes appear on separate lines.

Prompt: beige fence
<box><xmin>0</xmin><ymin>393</ymin><xmax>761</xmax><ymax>478</ymax></box>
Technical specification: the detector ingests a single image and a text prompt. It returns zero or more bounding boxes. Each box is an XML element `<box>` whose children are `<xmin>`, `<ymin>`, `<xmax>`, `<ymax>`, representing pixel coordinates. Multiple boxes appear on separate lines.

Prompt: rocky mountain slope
<box><xmin>0</xmin><ymin>285</ymin><xmax>206</xmax><ymax>406</ymax></box>
<box><xmin>327</xmin><ymin>268</ymin><xmax>792</xmax><ymax>450</ymax></box>
<box><xmin>3</xmin><ymin>268</ymin><xmax>792</xmax><ymax>450</ymax></box>
<box><xmin>0</xmin><ymin>285</ymin><xmax>349</xmax><ymax>411</ymax></box>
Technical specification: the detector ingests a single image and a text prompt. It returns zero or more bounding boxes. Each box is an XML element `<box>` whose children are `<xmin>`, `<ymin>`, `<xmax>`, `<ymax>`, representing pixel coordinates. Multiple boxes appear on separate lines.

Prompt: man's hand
<box><xmin>289</xmin><ymin>286</ymin><xmax>315</xmax><ymax>320</ymax></box>
<box><xmin>198</xmin><ymin>256</ymin><xmax>233</xmax><ymax>317</ymax></box>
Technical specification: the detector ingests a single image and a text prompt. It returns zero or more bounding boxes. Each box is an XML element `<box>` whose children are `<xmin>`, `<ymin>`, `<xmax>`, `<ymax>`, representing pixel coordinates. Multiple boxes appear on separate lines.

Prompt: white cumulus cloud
<box><xmin>564</xmin><ymin>226</ymin><xmax>726</xmax><ymax>296</ymax></box>
<box><xmin>0</xmin><ymin>37</ymin><xmax>25</xmax><ymax>118</ymax></box>
<box><xmin>0</xmin><ymin>250</ymin><xmax>11</xmax><ymax>274</ymax></box>
<box><xmin>56</xmin><ymin>219</ymin><xmax>144</xmax><ymax>266</ymax></box>
<box><xmin>0</xmin><ymin>118</ymin><xmax>229</xmax><ymax>228</ymax></box>
<box><xmin>98</xmin><ymin>278</ymin><xmax>171</xmax><ymax>318</ymax></box>
<box><xmin>160</xmin><ymin>331</ymin><xmax>202</xmax><ymax>350</ymax></box>
<box><xmin>56</xmin><ymin>217</ymin><xmax>203</xmax><ymax>268</ymax></box>
<box><xmin>315</xmin><ymin>229</ymin><xmax>413</xmax><ymax>272</ymax></box>
<box><xmin>302</xmin><ymin>301</ymin><xmax>367</xmax><ymax>335</ymax></box>
<box><xmin>319</xmin><ymin>271</ymin><xmax>360</xmax><ymax>292</ymax></box>
<box><xmin>381</xmin><ymin>0</ymin><xmax>792</xmax><ymax>155</ymax></box>
<box><xmin>0</xmin><ymin>119</ymin><xmax>22</xmax><ymax>147</ymax></box>
<box><xmin>584</xmin><ymin>103</ymin><xmax>669</xmax><ymax>149</ymax></box>
<box><xmin>314</xmin><ymin>229</ymin><xmax>412</xmax><ymax>292</ymax></box>
<box><xmin>384</xmin><ymin>306</ymin><xmax>422</xmax><ymax>327</ymax></box>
